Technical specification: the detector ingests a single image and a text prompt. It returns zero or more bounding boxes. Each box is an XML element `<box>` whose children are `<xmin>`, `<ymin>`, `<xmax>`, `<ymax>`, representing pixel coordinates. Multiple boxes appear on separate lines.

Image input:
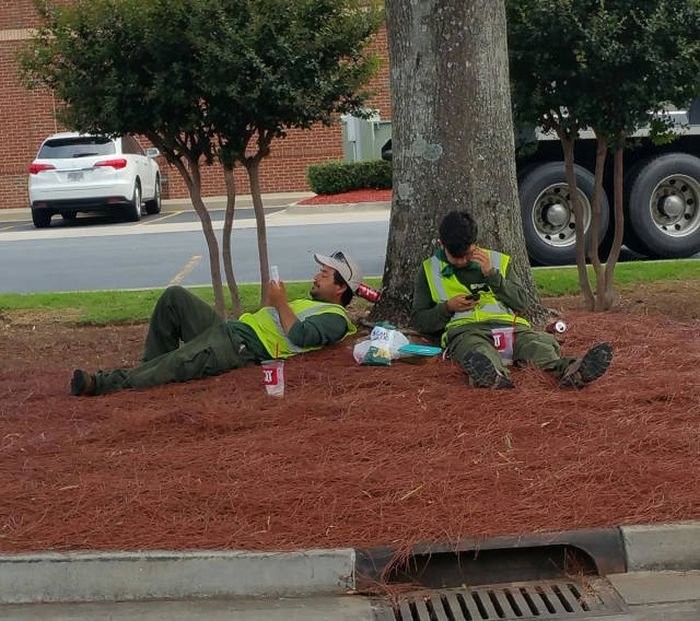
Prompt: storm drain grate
<box><xmin>391</xmin><ymin>577</ymin><xmax>627</xmax><ymax>620</ymax></box>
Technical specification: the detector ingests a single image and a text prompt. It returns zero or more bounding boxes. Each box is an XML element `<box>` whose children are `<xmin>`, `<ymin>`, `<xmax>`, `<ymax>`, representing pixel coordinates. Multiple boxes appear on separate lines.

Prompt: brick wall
<box><xmin>0</xmin><ymin>2</ymin><xmax>391</xmax><ymax>211</ymax></box>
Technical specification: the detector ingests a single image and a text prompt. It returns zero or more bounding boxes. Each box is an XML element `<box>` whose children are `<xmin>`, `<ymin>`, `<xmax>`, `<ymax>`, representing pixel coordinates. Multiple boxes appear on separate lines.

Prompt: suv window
<box><xmin>38</xmin><ymin>136</ymin><xmax>116</xmax><ymax>159</ymax></box>
<box><xmin>121</xmin><ymin>135</ymin><xmax>145</xmax><ymax>156</ymax></box>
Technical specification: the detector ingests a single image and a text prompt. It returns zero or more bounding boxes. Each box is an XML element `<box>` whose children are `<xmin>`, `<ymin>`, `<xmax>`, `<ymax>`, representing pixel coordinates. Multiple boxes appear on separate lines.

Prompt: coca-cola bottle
<box><xmin>356</xmin><ymin>283</ymin><xmax>381</xmax><ymax>303</ymax></box>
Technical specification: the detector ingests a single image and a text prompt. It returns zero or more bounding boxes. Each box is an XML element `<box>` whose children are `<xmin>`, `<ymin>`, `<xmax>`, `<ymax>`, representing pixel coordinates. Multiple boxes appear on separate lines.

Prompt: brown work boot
<box><xmin>463</xmin><ymin>351</ymin><xmax>514</xmax><ymax>389</ymax></box>
<box><xmin>70</xmin><ymin>369</ymin><xmax>96</xmax><ymax>396</ymax></box>
<box><xmin>559</xmin><ymin>342</ymin><xmax>613</xmax><ymax>389</ymax></box>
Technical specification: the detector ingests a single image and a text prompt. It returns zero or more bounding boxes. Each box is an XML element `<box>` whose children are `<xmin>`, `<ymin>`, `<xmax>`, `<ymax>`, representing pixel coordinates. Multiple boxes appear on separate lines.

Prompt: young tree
<box><xmin>375</xmin><ymin>0</ymin><xmax>546</xmax><ymax>326</ymax></box>
<box><xmin>196</xmin><ymin>0</ymin><xmax>382</xmax><ymax>304</ymax></box>
<box><xmin>22</xmin><ymin>0</ymin><xmax>382</xmax><ymax>315</ymax></box>
<box><xmin>21</xmin><ymin>0</ymin><xmax>229</xmax><ymax>315</ymax></box>
<box><xmin>508</xmin><ymin>0</ymin><xmax>700</xmax><ymax>310</ymax></box>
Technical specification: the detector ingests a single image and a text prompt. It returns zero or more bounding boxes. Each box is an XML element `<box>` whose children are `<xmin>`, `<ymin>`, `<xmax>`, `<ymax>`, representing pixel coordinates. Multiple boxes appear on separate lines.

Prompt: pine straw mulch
<box><xmin>0</xmin><ymin>280</ymin><xmax>699</xmax><ymax>554</ymax></box>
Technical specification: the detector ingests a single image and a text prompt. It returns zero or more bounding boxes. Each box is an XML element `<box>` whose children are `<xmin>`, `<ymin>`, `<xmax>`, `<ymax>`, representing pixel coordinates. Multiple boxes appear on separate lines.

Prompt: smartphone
<box><xmin>466</xmin><ymin>292</ymin><xmax>480</xmax><ymax>301</ymax></box>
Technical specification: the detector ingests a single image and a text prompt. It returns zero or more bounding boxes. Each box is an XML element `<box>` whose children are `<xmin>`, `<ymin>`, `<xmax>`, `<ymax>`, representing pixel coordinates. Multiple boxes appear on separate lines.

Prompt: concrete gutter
<box><xmin>1</xmin><ymin>521</ymin><xmax>698</xmax><ymax>604</ymax></box>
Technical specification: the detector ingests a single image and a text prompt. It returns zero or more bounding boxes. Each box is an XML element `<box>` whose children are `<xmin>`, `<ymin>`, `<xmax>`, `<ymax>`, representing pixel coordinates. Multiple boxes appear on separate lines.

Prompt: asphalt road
<box><xmin>0</xmin><ymin>207</ymin><xmax>390</xmax><ymax>293</ymax></box>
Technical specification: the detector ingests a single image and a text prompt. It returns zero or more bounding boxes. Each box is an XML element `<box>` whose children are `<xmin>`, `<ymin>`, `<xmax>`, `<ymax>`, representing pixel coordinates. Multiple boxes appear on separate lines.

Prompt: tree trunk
<box><xmin>222</xmin><ymin>165</ymin><xmax>242</xmax><ymax>318</ymax></box>
<box><xmin>246</xmin><ymin>157</ymin><xmax>271</xmax><ymax>307</ymax></box>
<box><xmin>559</xmin><ymin>131</ymin><xmax>594</xmax><ymax>311</ymax></box>
<box><xmin>170</xmin><ymin>157</ymin><xmax>226</xmax><ymax>317</ymax></box>
<box><xmin>601</xmin><ymin>142</ymin><xmax>626</xmax><ymax>311</ymax></box>
<box><xmin>376</xmin><ymin>0</ymin><xmax>546</xmax><ymax>327</ymax></box>
<box><xmin>591</xmin><ymin>136</ymin><xmax>608</xmax><ymax>310</ymax></box>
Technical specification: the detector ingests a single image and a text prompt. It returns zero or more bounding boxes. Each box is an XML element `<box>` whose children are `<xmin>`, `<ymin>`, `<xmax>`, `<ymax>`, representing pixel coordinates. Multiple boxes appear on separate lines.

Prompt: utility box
<box><xmin>341</xmin><ymin>111</ymin><xmax>392</xmax><ymax>162</ymax></box>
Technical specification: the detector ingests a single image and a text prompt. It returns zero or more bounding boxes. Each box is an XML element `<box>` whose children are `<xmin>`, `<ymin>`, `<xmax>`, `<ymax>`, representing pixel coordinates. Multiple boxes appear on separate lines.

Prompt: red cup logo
<box><xmin>263</xmin><ymin>368</ymin><xmax>278</xmax><ymax>385</ymax></box>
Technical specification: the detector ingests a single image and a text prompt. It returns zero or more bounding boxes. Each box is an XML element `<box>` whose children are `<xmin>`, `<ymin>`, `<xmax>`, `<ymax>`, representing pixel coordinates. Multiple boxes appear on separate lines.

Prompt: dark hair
<box><xmin>439</xmin><ymin>210</ymin><xmax>478</xmax><ymax>257</ymax></box>
<box><xmin>333</xmin><ymin>270</ymin><xmax>354</xmax><ymax>307</ymax></box>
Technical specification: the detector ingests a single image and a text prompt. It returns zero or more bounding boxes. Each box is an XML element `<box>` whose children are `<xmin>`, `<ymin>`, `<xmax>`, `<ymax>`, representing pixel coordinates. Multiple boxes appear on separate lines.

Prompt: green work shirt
<box><xmin>227</xmin><ymin>311</ymin><xmax>350</xmax><ymax>362</ymax></box>
<box><xmin>411</xmin><ymin>257</ymin><xmax>530</xmax><ymax>339</ymax></box>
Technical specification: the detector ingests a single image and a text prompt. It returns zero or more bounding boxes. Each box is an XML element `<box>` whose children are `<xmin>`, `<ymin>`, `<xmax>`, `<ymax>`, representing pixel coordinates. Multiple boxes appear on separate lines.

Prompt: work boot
<box><xmin>559</xmin><ymin>342</ymin><xmax>613</xmax><ymax>389</ymax></box>
<box><xmin>70</xmin><ymin>369</ymin><xmax>96</xmax><ymax>396</ymax></box>
<box><xmin>463</xmin><ymin>351</ymin><xmax>514</xmax><ymax>389</ymax></box>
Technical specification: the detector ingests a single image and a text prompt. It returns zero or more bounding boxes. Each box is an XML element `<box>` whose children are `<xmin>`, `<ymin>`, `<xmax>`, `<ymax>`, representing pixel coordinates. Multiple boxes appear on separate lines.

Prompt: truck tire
<box><xmin>626</xmin><ymin>153</ymin><xmax>700</xmax><ymax>258</ymax></box>
<box><xmin>518</xmin><ymin>162</ymin><xmax>610</xmax><ymax>265</ymax></box>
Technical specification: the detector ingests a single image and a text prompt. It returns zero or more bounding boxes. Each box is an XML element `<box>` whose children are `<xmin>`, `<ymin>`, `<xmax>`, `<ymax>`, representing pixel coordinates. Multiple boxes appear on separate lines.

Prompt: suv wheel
<box><xmin>145</xmin><ymin>176</ymin><xmax>162</xmax><ymax>215</ymax></box>
<box><xmin>125</xmin><ymin>183</ymin><xmax>142</xmax><ymax>222</ymax></box>
<box><xmin>32</xmin><ymin>209</ymin><xmax>52</xmax><ymax>228</ymax></box>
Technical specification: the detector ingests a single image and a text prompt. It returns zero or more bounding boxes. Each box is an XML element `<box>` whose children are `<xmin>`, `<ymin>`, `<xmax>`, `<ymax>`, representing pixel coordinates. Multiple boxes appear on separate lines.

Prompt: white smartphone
<box><xmin>269</xmin><ymin>265</ymin><xmax>280</xmax><ymax>283</ymax></box>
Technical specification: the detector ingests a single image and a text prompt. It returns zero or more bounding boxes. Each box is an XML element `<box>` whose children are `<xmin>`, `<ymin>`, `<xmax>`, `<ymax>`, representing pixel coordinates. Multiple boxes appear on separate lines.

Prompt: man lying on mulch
<box><xmin>70</xmin><ymin>251</ymin><xmax>363</xmax><ymax>396</ymax></box>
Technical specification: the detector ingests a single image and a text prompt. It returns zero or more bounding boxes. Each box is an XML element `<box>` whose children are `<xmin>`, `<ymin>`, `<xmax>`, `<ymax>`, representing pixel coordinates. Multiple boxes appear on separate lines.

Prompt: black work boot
<box><xmin>559</xmin><ymin>342</ymin><xmax>613</xmax><ymax>389</ymax></box>
<box><xmin>463</xmin><ymin>351</ymin><xmax>514</xmax><ymax>389</ymax></box>
<box><xmin>70</xmin><ymin>369</ymin><xmax>97</xmax><ymax>396</ymax></box>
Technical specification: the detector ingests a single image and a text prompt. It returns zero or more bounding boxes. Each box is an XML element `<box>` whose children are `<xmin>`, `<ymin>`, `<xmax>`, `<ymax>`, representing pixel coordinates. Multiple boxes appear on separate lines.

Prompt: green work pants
<box><xmin>446</xmin><ymin>323</ymin><xmax>576</xmax><ymax>379</ymax></box>
<box><xmin>94</xmin><ymin>286</ymin><xmax>255</xmax><ymax>395</ymax></box>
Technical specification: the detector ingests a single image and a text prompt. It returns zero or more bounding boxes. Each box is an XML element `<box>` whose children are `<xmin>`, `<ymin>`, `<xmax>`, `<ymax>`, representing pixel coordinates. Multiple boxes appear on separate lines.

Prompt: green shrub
<box><xmin>307</xmin><ymin>159</ymin><xmax>392</xmax><ymax>194</ymax></box>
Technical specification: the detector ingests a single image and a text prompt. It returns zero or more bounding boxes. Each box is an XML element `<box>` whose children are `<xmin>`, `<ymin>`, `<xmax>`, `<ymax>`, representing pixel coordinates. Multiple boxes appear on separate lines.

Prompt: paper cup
<box><xmin>491</xmin><ymin>326</ymin><xmax>515</xmax><ymax>366</ymax></box>
<box><xmin>262</xmin><ymin>360</ymin><xmax>285</xmax><ymax>397</ymax></box>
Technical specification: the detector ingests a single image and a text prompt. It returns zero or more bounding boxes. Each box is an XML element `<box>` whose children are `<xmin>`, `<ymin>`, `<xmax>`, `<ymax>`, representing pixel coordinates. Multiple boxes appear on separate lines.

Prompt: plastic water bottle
<box><xmin>357</xmin><ymin>283</ymin><xmax>381</xmax><ymax>303</ymax></box>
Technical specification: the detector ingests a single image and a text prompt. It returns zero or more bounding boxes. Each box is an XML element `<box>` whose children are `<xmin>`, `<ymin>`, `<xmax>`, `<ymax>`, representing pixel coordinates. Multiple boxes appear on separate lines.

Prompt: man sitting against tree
<box><xmin>411</xmin><ymin>210</ymin><xmax>613</xmax><ymax>389</ymax></box>
<box><xmin>70</xmin><ymin>251</ymin><xmax>362</xmax><ymax>396</ymax></box>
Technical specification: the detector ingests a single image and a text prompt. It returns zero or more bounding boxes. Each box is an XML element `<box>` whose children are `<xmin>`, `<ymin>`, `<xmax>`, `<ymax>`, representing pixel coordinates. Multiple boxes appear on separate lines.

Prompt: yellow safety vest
<box><xmin>238</xmin><ymin>299</ymin><xmax>356</xmax><ymax>359</ymax></box>
<box><xmin>423</xmin><ymin>250</ymin><xmax>530</xmax><ymax>345</ymax></box>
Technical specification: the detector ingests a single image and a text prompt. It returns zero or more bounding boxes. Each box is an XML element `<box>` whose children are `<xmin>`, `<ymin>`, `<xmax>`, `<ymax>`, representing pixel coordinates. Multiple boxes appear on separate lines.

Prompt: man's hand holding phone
<box><xmin>447</xmin><ymin>292</ymin><xmax>479</xmax><ymax>313</ymax></box>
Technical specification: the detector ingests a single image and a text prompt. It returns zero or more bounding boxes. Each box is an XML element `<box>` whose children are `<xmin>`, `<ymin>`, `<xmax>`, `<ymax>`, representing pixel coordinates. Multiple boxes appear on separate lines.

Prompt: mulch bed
<box><xmin>296</xmin><ymin>188</ymin><xmax>391</xmax><ymax>205</ymax></box>
<box><xmin>1</xmin><ymin>284</ymin><xmax>699</xmax><ymax>554</ymax></box>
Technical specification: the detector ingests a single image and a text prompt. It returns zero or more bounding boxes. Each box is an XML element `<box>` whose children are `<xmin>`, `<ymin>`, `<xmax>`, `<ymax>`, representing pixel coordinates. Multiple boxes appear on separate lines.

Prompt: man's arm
<box><xmin>287</xmin><ymin>313</ymin><xmax>348</xmax><ymax>348</ymax></box>
<box><xmin>268</xmin><ymin>281</ymin><xmax>299</xmax><ymax>333</ymax></box>
<box><xmin>472</xmin><ymin>248</ymin><xmax>529</xmax><ymax>314</ymax></box>
<box><xmin>484</xmin><ymin>268</ymin><xmax>530</xmax><ymax>313</ymax></box>
<box><xmin>268</xmin><ymin>280</ymin><xmax>349</xmax><ymax>347</ymax></box>
<box><xmin>411</xmin><ymin>268</ymin><xmax>452</xmax><ymax>335</ymax></box>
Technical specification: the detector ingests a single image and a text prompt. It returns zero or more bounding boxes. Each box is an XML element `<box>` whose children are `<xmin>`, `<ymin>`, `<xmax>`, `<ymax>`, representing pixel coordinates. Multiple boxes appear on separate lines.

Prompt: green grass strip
<box><xmin>0</xmin><ymin>260</ymin><xmax>697</xmax><ymax>325</ymax></box>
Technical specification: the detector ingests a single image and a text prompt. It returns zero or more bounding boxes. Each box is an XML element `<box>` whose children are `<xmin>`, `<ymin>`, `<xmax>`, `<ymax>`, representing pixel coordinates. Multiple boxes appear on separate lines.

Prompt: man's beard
<box><xmin>310</xmin><ymin>287</ymin><xmax>320</xmax><ymax>301</ymax></box>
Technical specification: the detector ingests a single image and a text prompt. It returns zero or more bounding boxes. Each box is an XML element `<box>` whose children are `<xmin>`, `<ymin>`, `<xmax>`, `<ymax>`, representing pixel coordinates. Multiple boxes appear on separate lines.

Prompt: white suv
<box><xmin>28</xmin><ymin>133</ymin><xmax>162</xmax><ymax>228</ymax></box>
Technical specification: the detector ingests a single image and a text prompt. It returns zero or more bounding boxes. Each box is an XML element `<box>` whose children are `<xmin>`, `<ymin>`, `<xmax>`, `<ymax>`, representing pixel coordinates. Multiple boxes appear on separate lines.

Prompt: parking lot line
<box><xmin>169</xmin><ymin>255</ymin><xmax>202</xmax><ymax>286</ymax></box>
<box><xmin>141</xmin><ymin>210</ymin><xmax>183</xmax><ymax>226</ymax></box>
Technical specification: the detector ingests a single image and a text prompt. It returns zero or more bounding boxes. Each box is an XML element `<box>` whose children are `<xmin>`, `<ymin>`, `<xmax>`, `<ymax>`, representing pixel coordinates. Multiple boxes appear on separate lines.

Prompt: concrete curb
<box><xmin>621</xmin><ymin>523</ymin><xmax>700</xmax><ymax>571</ymax></box>
<box><xmin>1</xmin><ymin>522</ymin><xmax>698</xmax><ymax>604</ymax></box>
<box><xmin>284</xmin><ymin>200</ymin><xmax>390</xmax><ymax>215</ymax></box>
<box><xmin>0</xmin><ymin>549</ymin><xmax>355</xmax><ymax>604</ymax></box>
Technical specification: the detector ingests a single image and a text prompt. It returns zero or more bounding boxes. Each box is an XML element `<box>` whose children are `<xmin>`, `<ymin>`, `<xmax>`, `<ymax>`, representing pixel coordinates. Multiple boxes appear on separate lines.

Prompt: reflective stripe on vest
<box><xmin>423</xmin><ymin>251</ymin><xmax>530</xmax><ymax>343</ymax></box>
<box><xmin>238</xmin><ymin>299</ymin><xmax>356</xmax><ymax>359</ymax></box>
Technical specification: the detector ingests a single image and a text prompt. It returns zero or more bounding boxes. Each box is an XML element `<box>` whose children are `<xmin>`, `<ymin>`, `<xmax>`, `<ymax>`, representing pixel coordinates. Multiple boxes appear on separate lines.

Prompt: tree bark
<box><xmin>245</xmin><ymin>156</ymin><xmax>271</xmax><ymax>307</ymax></box>
<box><xmin>222</xmin><ymin>165</ymin><xmax>242</xmax><ymax>319</ymax></box>
<box><xmin>601</xmin><ymin>142</ymin><xmax>626</xmax><ymax>311</ymax></box>
<box><xmin>591</xmin><ymin>137</ymin><xmax>608</xmax><ymax>310</ymax></box>
<box><xmin>170</xmin><ymin>156</ymin><xmax>226</xmax><ymax>318</ymax></box>
<box><xmin>376</xmin><ymin>0</ymin><xmax>546</xmax><ymax>327</ymax></box>
<box><xmin>559</xmin><ymin>131</ymin><xmax>595</xmax><ymax>311</ymax></box>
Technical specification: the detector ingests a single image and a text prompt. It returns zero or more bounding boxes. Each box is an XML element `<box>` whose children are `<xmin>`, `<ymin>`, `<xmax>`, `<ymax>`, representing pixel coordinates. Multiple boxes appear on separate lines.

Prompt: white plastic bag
<box><xmin>353</xmin><ymin>326</ymin><xmax>410</xmax><ymax>365</ymax></box>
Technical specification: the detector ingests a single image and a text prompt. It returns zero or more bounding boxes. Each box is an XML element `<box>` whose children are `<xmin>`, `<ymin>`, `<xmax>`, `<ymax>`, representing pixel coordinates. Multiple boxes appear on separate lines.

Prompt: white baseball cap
<box><xmin>313</xmin><ymin>251</ymin><xmax>363</xmax><ymax>292</ymax></box>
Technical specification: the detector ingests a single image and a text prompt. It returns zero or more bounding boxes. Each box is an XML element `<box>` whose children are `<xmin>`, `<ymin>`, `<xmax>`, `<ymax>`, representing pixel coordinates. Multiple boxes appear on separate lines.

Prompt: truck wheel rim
<box><xmin>531</xmin><ymin>183</ymin><xmax>591</xmax><ymax>248</ymax></box>
<box><xmin>649</xmin><ymin>174</ymin><xmax>700</xmax><ymax>238</ymax></box>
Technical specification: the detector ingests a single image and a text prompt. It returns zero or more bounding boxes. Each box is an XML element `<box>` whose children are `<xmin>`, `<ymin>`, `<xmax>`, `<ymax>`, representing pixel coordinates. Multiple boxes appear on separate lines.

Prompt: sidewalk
<box><xmin>0</xmin><ymin>191</ymin><xmax>391</xmax><ymax>224</ymax></box>
<box><xmin>0</xmin><ymin>192</ymin><xmax>313</xmax><ymax>223</ymax></box>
